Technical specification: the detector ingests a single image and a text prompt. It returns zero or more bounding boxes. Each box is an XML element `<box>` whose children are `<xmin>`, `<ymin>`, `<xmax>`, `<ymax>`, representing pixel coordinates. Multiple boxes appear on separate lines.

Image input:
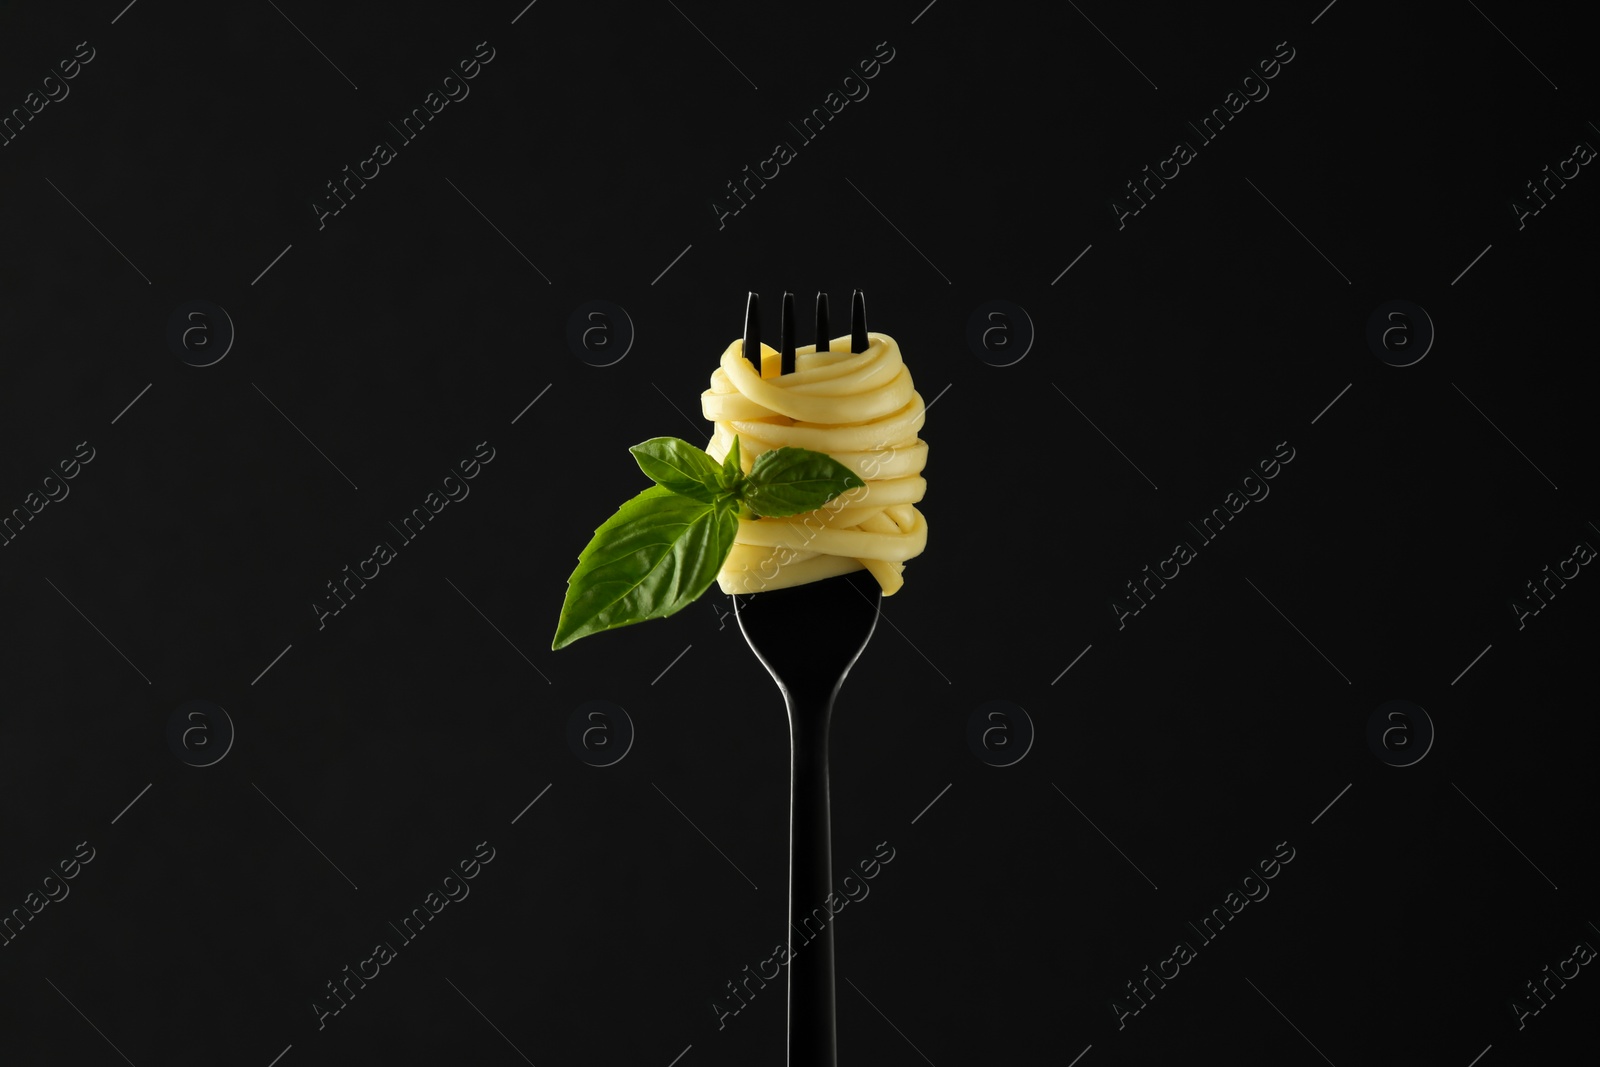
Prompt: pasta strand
<box><xmin>702</xmin><ymin>333</ymin><xmax>929</xmax><ymax>595</ymax></box>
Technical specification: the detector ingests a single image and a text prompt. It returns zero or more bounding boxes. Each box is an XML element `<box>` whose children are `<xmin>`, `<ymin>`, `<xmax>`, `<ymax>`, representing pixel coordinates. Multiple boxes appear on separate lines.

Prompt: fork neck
<box><xmin>782</xmin><ymin>679</ymin><xmax>841</xmax><ymax>744</ymax></box>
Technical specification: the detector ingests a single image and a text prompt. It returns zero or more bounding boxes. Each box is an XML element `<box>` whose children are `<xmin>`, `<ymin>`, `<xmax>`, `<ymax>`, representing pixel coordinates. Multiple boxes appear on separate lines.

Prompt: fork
<box><xmin>733</xmin><ymin>290</ymin><xmax>879</xmax><ymax>1067</ymax></box>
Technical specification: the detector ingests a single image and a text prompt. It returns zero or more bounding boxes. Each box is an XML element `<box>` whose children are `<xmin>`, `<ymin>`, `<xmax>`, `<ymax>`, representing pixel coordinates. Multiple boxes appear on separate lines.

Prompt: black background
<box><xmin>2</xmin><ymin>1</ymin><xmax>1596</xmax><ymax>1065</ymax></box>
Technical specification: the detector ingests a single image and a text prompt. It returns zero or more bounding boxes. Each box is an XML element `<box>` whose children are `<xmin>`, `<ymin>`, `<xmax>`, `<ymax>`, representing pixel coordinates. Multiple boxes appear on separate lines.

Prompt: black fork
<box><xmin>743</xmin><ymin>289</ymin><xmax>870</xmax><ymax>375</ymax></box>
<box><xmin>734</xmin><ymin>289</ymin><xmax>879</xmax><ymax>1067</ymax></box>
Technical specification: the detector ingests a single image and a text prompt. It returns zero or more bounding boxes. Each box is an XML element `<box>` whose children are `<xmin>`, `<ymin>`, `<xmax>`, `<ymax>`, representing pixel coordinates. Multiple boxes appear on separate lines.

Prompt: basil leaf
<box><xmin>718</xmin><ymin>434</ymin><xmax>743</xmax><ymax>490</ymax></box>
<box><xmin>552</xmin><ymin>485</ymin><xmax>739</xmax><ymax>649</ymax></box>
<box><xmin>629</xmin><ymin>437</ymin><xmax>725</xmax><ymax>502</ymax></box>
<box><xmin>743</xmin><ymin>446</ymin><xmax>865</xmax><ymax>518</ymax></box>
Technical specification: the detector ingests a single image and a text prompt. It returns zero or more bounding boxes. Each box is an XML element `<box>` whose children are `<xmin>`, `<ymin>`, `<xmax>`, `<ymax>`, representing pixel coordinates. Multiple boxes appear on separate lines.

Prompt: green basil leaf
<box><xmin>552</xmin><ymin>484</ymin><xmax>739</xmax><ymax>649</ymax></box>
<box><xmin>718</xmin><ymin>434</ymin><xmax>743</xmax><ymax>490</ymax></box>
<box><xmin>629</xmin><ymin>437</ymin><xmax>725</xmax><ymax>502</ymax></box>
<box><xmin>743</xmin><ymin>446</ymin><xmax>865</xmax><ymax>518</ymax></box>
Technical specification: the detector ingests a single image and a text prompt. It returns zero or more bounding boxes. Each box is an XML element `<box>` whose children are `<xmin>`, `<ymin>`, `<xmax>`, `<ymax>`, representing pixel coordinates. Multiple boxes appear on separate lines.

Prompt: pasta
<box><xmin>701</xmin><ymin>332</ymin><xmax>928</xmax><ymax>595</ymax></box>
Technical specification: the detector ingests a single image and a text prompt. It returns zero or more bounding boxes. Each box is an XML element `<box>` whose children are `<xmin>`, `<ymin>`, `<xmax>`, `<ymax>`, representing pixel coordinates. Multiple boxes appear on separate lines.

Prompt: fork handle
<box><xmin>787</xmin><ymin>694</ymin><xmax>838</xmax><ymax>1067</ymax></box>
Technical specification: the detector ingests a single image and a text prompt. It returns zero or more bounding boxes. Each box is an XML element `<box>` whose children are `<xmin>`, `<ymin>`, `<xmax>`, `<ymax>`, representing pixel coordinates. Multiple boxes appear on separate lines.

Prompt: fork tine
<box><xmin>850</xmin><ymin>289</ymin><xmax>867</xmax><ymax>353</ymax></box>
<box><xmin>780</xmin><ymin>291</ymin><xmax>796</xmax><ymax>375</ymax></box>
<box><xmin>815</xmin><ymin>292</ymin><xmax>830</xmax><ymax>356</ymax></box>
<box><xmin>743</xmin><ymin>291</ymin><xmax>760</xmax><ymax>371</ymax></box>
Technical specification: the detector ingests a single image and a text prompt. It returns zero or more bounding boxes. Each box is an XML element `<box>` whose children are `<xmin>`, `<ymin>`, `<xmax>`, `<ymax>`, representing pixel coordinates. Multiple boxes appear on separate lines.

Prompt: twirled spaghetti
<box><xmin>701</xmin><ymin>332</ymin><xmax>928</xmax><ymax>595</ymax></box>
